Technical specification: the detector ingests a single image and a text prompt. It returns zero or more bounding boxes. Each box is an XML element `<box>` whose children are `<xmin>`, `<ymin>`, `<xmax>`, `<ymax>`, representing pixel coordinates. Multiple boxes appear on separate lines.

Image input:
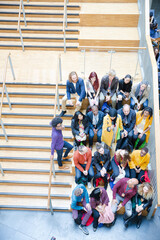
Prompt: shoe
<box><xmin>79</xmin><ymin>224</ymin><xmax>89</xmax><ymax>235</ymax></box>
<box><xmin>58</xmin><ymin>165</ymin><xmax>69</xmax><ymax>170</ymax></box>
<box><xmin>59</xmin><ymin>110</ymin><xmax>66</xmax><ymax>117</ymax></box>
<box><xmin>93</xmin><ymin>227</ymin><xmax>97</xmax><ymax>232</ymax></box>
<box><xmin>136</xmin><ymin>220</ymin><xmax>141</xmax><ymax>229</ymax></box>
<box><xmin>87</xmin><ymin>182</ymin><xmax>92</xmax><ymax>189</ymax></box>
<box><xmin>63</xmin><ymin>154</ymin><xmax>73</xmax><ymax>160</ymax></box>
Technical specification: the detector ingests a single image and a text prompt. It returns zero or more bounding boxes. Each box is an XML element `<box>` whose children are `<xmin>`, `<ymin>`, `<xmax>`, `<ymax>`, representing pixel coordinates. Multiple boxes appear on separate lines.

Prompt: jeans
<box><xmin>130</xmin><ymin>98</ymin><xmax>148</xmax><ymax>110</ymax></box>
<box><xmin>75</xmin><ymin>164</ymin><xmax>94</xmax><ymax>183</ymax></box>
<box><xmin>111</xmin><ymin>193</ymin><xmax>132</xmax><ymax>217</ymax></box>
<box><xmin>89</xmin><ymin>128</ymin><xmax>102</xmax><ymax>146</ymax></box>
<box><xmin>111</xmin><ymin>158</ymin><xmax>130</xmax><ymax>179</ymax></box>
<box><xmin>56</xmin><ymin>141</ymin><xmax>73</xmax><ymax>166</ymax></box>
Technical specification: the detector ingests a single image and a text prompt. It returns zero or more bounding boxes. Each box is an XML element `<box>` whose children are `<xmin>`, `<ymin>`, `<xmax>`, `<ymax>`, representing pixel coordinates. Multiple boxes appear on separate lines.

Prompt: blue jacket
<box><xmin>71</xmin><ymin>184</ymin><xmax>89</xmax><ymax>210</ymax></box>
<box><xmin>66</xmin><ymin>77</ymin><xmax>86</xmax><ymax>102</ymax></box>
<box><xmin>87</xmin><ymin>111</ymin><xmax>104</xmax><ymax>130</ymax></box>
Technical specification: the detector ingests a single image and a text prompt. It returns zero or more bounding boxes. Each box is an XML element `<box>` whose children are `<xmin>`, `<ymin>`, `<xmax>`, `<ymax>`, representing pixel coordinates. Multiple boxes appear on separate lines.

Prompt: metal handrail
<box><xmin>63</xmin><ymin>0</ymin><xmax>68</xmax><ymax>53</ymax></box>
<box><xmin>17</xmin><ymin>0</ymin><xmax>27</xmax><ymax>51</ymax></box>
<box><xmin>0</xmin><ymin>53</ymin><xmax>15</xmax><ymax>142</ymax></box>
<box><xmin>47</xmin><ymin>55</ymin><xmax>61</xmax><ymax>213</ymax></box>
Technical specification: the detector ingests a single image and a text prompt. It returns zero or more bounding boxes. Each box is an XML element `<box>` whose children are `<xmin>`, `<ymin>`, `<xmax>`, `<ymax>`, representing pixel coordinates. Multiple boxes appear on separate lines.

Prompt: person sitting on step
<box><xmin>50</xmin><ymin>117</ymin><xmax>73</xmax><ymax>170</ymax></box>
<box><xmin>117</xmin><ymin>104</ymin><xmax>136</xmax><ymax>151</ymax></box>
<box><xmin>93</xmin><ymin>142</ymin><xmax>111</xmax><ymax>190</ymax></box>
<box><xmin>73</xmin><ymin>145</ymin><xmax>94</xmax><ymax>189</ymax></box>
<box><xmin>124</xmin><ymin>182</ymin><xmax>154</xmax><ymax>229</ymax></box>
<box><xmin>130</xmin><ymin>80</ymin><xmax>150</xmax><ymax>111</ymax></box>
<box><xmin>110</xmin><ymin>149</ymin><xmax>131</xmax><ymax>183</ymax></box>
<box><xmin>129</xmin><ymin>147</ymin><xmax>150</xmax><ymax>182</ymax></box>
<box><xmin>59</xmin><ymin>71</ymin><xmax>86</xmax><ymax>117</ymax></box>
<box><xmin>111</xmin><ymin>178</ymin><xmax>139</xmax><ymax>223</ymax></box>
<box><xmin>71</xmin><ymin>111</ymin><xmax>89</xmax><ymax>148</ymax></box>
<box><xmin>87</xmin><ymin>105</ymin><xmax>104</xmax><ymax>149</ymax></box>
<box><xmin>117</xmin><ymin>74</ymin><xmax>132</xmax><ymax>110</ymax></box>
<box><xmin>132</xmin><ymin>107</ymin><xmax>153</xmax><ymax>149</ymax></box>
<box><xmin>71</xmin><ymin>184</ymin><xmax>92</xmax><ymax>235</ymax></box>
<box><xmin>99</xmin><ymin>69</ymin><xmax>119</xmax><ymax>109</ymax></box>
<box><xmin>86</xmin><ymin>71</ymin><xmax>100</xmax><ymax>108</ymax></box>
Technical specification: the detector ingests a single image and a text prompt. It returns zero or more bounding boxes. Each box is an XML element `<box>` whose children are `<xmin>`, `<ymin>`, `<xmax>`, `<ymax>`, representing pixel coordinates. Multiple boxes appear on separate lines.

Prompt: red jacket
<box><xmin>113</xmin><ymin>178</ymin><xmax>137</xmax><ymax>206</ymax></box>
<box><xmin>73</xmin><ymin>148</ymin><xmax>92</xmax><ymax>172</ymax></box>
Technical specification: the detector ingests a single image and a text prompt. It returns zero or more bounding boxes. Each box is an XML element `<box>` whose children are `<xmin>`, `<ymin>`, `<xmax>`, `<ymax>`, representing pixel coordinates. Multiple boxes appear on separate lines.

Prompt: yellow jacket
<box><xmin>101</xmin><ymin>114</ymin><xmax>123</xmax><ymax>147</ymax></box>
<box><xmin>136</xmin><ymin>111</ymin><xmax>153</xmax><ymax>143</ymax></box>
<box><xmin>129</xmin><ymin>150</ymin><xmax>150</xmax><ymax>170</ymax></box>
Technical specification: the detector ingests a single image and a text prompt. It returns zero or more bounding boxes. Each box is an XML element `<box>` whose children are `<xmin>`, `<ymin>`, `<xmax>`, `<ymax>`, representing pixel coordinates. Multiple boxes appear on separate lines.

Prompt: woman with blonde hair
<box><xmin>124</xmin><ymin>182</ymin><xmax>154</xmax><ymax>228</ymax></box>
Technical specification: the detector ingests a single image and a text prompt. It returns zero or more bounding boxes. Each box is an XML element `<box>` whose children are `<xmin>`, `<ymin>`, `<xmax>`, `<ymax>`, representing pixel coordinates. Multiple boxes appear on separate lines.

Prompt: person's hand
<box><xmin>138</xmin><ymin>133</ymin><xmax>143</xmax><ymax>139</ymax></box>
<box><xmin>124</xmin><ymin>129</ymin><xmax>128</xmax><ymax>137</ymax></box>
<box><xmin>118</xmin><ymin>165</ymin><xmax>123</xmax><ymax>175</ymax></box>
<box><xmin>110</xmin><ymin>125</ymin><xmax>114</xmax><ymax>130</ymax></box>
<box><xmin>100</xmin><ymin>169</ymin><xmax>105</xmax><ymax>177</ymax></box>
<box><xmin>83</xmin><ymin>170</ymin><xmax>88</xmax><ymax>176</ymax></box>
<box><xmin>112</xmin><ymin>199</ymin><xmax>117</xmax><ymax>205</ymax></box>
<box><xmin>135</xmin><ymin>168</ymin><xmax>141</xmax><ymax>173</ymax></box>
<box><xmin>76</xmin><ymin>100</ymin><xmax>81</xmax><ymax>106</ymax></box>
<box><xmin>79</xmin><ymin>132</ymin><xmax>85</xmax><ymax>137</ymax></box>
<box><xmin>137</xmin><ymin>103</ymin><xmax>141</xmax><ymax>110</ymax></box>
<box><xmin>134</xmin><ymin>128</ymin><xmax>138</xmax><ymax>135</ymax></box>
<box><xmin>68</xmin><ymin>100</ymin><xmax>73</xmax><ymax>106</ymax></box>
<box><xmin>93</xmin><ymin>129</ymin><xmax>97</xmax><ymax>135</ymax></box>
<box><xmin>105</xmin><ymin>95</ymin><xmax>111</xmax><ymax>102</ymax></box>
<box><xmin>50</xmin><ymin>155</ymin><xmax>54</xmax><ymax>161</ymax></box>
<box><xmin>125</xmin><ymin>92</ymin><xmax>130</xmax><ymax>98</ymax></box>
<box><xmin>121</xmin><ymin>132</ymin><xmax>125</xmax><ymax>139</ymax></box>
<box><xmin>86</xmin><ymin>203</ymin><xmax>91</xmax><ymax>211</ymax></box>
<box><xmin>117</xmin><ymin>203</ymin><xmax>123</xmax><ymax>211</ymax></box>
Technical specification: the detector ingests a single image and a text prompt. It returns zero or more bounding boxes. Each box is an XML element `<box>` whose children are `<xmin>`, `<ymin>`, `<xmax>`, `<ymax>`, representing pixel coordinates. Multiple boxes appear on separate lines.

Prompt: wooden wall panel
<box><xmin>79</xmin><ymin>39</ymin><xmax>139</xmax><ymax>47</ymax></box>
<box><xmin>79</xmin><ymin>14</ymin><xmax>139</xmax><ymax>27</ymax></box>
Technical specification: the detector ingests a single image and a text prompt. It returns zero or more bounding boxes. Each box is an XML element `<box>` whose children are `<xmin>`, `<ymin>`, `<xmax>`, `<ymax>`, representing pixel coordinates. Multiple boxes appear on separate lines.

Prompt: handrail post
<box><xmin>4</xmin><ymin>85</ymin><xmax>12</xmax><ymax>110</ymax></box>
<box><xmin>108</xmin><ymin>50</ymin><xmax>116</xmax><ymax>71</ymax></box>
<box><xmin>81</xmin><ymin>49</ymin><xmax>86</xmax><ymax>80</ymax></box>
<box><xmin>65</xmin><ymin>0</ymin><xmax>67</xmax><ymax>28</ymax></box>
<box><xmin>0</xmin><ymin>163</ymin><xmax>4</xmax><ymax>176</ymax></box>
<box><xmin>59</xmin><ymin>55</ymin><xmax>62</xmax><ymax>82</ymax></box>
<box><xmin>8</xmin><ymin>54</ymin><xmax>16</xmax><ymax>80</ymax></box>
<box><xmin>19</xmin><ymin>26</ymin><xmax>25</xmax><ymax>51</ymax></box>
<box><xmin>0</xmin><ymin>119</ymin><xmax>8</xmax><ymax>142</ymax></box>
<box><xmin>63</xmin><ymin>29</ymin><xmax>66</xmax><ymax>53</ymax></box>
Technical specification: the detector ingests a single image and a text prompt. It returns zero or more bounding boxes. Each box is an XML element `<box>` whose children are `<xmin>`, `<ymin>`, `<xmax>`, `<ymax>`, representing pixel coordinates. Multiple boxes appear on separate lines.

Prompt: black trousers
<box><xmin>130</xmin><ymin>169</ymin><xmax>145</xmax><ymax>182</ymax></box>
<box><xmin>92</xmin><ymin>208</ymin><xmax>100</xmax><ymax>228</ymax></box>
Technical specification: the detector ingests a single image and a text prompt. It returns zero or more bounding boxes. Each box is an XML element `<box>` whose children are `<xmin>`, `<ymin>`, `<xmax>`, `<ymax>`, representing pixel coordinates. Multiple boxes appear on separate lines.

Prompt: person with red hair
<box><xmin>86</xmin><ymin>72</ymin><xmax>100</xmax><ymax>107</ymax></box>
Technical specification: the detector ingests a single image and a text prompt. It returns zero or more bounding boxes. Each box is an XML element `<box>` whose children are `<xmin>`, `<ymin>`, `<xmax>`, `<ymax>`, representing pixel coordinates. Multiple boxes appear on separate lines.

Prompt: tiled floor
<box><xmin>0</xmin><ymin>207</ymin><xmax>160</xmax><ymax>240</ymax></box>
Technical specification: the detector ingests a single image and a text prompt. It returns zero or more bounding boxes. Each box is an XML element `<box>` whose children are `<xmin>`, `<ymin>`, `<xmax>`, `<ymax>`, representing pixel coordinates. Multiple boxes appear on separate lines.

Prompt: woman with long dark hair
<box><xmin>132</xmin><ymin>107</ymin><xmax>153</xmax><ymax>149</ymax></box>
<box><xmin>86</xmin><ymin>71</ymin><xmax>100</xmax><ymax>107</ymax></box>
<box><xmin>71</xmin><ymin>111</ymin><xmax>89</xmax><ymax>147</ymax></box>
<box><xmin>117</xmin><ymin>74</ymin><xmax>132</xmax><ymax>109</ymax></box>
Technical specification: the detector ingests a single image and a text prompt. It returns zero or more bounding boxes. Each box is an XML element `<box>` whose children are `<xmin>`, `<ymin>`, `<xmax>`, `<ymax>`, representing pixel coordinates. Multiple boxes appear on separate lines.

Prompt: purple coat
<box><xmin>90</xmin><ymin>187</ymin><xmax>109</xmax><ymax>209</ymax></box>
<box><xmin>51</xmin><ymin>127</ymin><xmax>64</xmax><ymax>155</ymax></box>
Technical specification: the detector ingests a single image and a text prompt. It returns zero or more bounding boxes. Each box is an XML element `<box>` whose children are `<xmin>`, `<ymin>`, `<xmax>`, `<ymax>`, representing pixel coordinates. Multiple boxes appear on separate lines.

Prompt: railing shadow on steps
<box><xmin>47</xmin><ymin>54</ymin><xmax>62</xmax><ymax>215</ymax></box>
<box><xmin>17</xmin><ymin>0</ymin><xmax>27</xmax><ymax>51</ymax></box>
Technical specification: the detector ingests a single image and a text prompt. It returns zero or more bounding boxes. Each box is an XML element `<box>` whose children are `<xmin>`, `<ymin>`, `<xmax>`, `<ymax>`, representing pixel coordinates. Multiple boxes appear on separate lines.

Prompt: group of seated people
<box><xmin>50</xmin><ymin>69</ymin><xmax>154</xmax><ymax>235</ymax></box>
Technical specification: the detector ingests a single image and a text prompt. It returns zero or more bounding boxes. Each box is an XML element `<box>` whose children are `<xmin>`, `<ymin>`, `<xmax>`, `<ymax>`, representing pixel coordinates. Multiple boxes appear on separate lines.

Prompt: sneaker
<box><xmin>93</xmin><ymin>227</ymin><xmax>97</xmax><ymax>232</ymax></box>
<box><xmin>58</xmin><ymin>165</ymin><xmax>69</xmax><ymax>170</ymax></box>
<box><xmin>79</xmin><ymin>224</ymin><xmax>89</xmax><ymax>235</ymax></box>
<box><xmin>59</xmin><ymin>110</ymin><xmax>66</xmax><ymax>117</ymax></box>
<box><xmin>87</xmin><ymin>182</ymin><xmax>92</xmax><ymax>189</ymax></box>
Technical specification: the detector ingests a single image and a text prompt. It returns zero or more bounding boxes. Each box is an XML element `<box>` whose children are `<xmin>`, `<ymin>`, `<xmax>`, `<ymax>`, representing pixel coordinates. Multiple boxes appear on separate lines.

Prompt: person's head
<box><xmin>88</xmin><ymin>72</ymin><xmax>99</xmax><ymax>91</ymax></box>
<box><xmin>154</xmin><ymin>47</ymin><xmax>159</xmax><ymax>55</ymax></box>
<box><xmin>51</xmin><ymin>117</ymin><xmax>63</xmax><ymax>130</ymax></box>
<box><xmin>123</xmin><ymin>104</ymin><xmax>130</xmax><ymax>116</ymax></box>
<box><xmin>141</xmin><ymin>107</ymin><xmax>153</xmax><ymax>119</ymax></box>
<box><xmin>120</xmin><ymin>149</ymin><xmax>131</xmax><ymax>163</ymax></box>
<box><xmin>108</xmin><ymin>69</ymin><xmax>116</xmax><ymax>81</ymax></box>
<box><xmin>72</xmin><ymin>111</ymin><xmax>85</xmax><ymax>122</ymax></box>
<box><xmin>96</xmin><ymin>142</ymin><xmax>104</xmax><ymax>155</ymax></box>
<box><xmin>74</xmin><ymin>187</ymin><xmax>83</xmax><ymax>197</ymax></box>
<box><xmin>109</xmin><ymin>108</ymin><xmax>117</xmax><ymax>121</ymax></box>
<box><xmin>90</xmin><ymin>188</ymin><xmax>101</xmax><ymax>201</ymax></box>
<box><xmin>140</xmin><ymin>147</ymin><xmax>149</xmax><ymax>157</ymax></box>
<box><xmin>128</xmin><ymin>178</ymin><xmax>139</xmax><ymax>188</ymax></box>
<box><xmin>69</xmin><ymin>71</ymin><xmax>78</xmax><ymax>83</ymax></box>
<box><xmin>78</xmin><ymin>145</ymin><xmax>88</xmax><ymax>155</ymax></box>
<box><xmin>124</xmin><ymin>74</ymin><xmax>132</xmax><ymax>84</ymax></box>
<box><xmin>92</xmin><ymin>105</ymin><xmax>99</xmax><ymax>116</ymax></box>
<box><xmin>140</xmin><ymin>80</ymin><xmax>148</xmax><ymax>91</ymax></box>
<box><xmin>138</xmin><ymin>182</ymin><xmax>154</xmax><ymax>200</ymax></box>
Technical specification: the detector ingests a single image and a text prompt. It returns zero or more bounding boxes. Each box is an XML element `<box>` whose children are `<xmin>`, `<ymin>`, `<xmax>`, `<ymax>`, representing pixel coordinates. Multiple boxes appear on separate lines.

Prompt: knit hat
<box><xmin>51</xmin><ymin>117</ymin><xmax>63</xmax><ymax>127</ymax></box>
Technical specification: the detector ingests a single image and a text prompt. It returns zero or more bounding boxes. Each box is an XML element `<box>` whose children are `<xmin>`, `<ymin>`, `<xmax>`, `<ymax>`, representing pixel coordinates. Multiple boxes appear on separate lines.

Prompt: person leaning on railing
<box><xmin>59</xmin><ymin>71</ymin><xmax>86</xmax><ymax>117</ymax></box>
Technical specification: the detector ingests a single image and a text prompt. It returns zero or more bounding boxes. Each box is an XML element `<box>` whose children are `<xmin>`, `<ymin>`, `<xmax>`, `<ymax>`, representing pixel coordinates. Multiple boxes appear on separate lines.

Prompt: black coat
<box><xmin>118</xmin><ymin>78</ymin><xmax>132</xmax><ymax>93</ymax></box>
<box><xmin>71</xmin><ymin>117</ymin><xmax>89</xmax><ymax>136</ymax></box>
<box><xmin>93</xmin><ymin>149</ymin><xmax>111</xmax><ymax>172</ymax></box>
<box><xmin>100</xmin><ymin>75</ymin><xmax>119</xmax><ymax>97</ymax></box>
<box><xmin>87</xmin><ymin>111</ymin><xmax>104</xmax><ymax>130</ymax></box>
<box><xmin>117</xmin><ymin>108</ymin><xmax>136</xmax><ymax>133</ymax></box>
